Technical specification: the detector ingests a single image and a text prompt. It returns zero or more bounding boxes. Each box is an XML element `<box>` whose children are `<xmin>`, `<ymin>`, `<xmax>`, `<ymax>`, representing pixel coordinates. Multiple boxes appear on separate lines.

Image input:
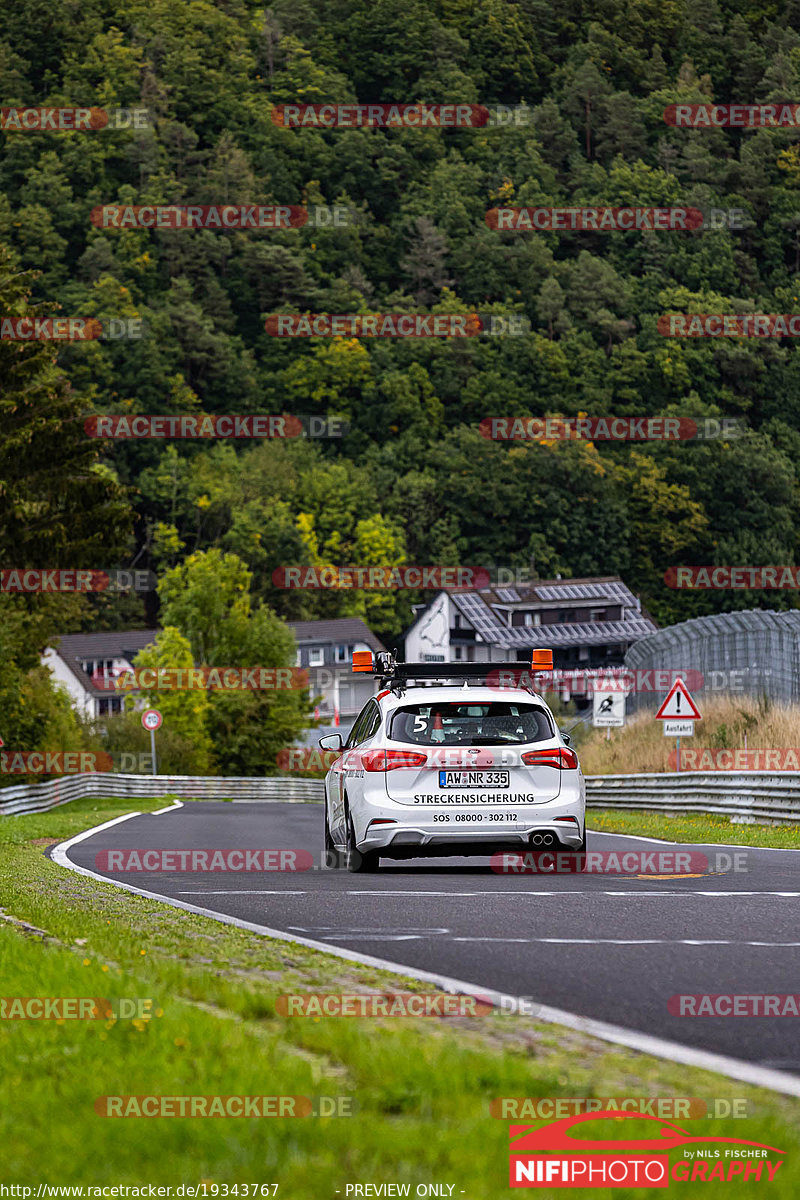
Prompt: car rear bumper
<box><xmin>353</xmin><ymin>788</ymin><xmax>585</xmax><ymax>856</ymax></box>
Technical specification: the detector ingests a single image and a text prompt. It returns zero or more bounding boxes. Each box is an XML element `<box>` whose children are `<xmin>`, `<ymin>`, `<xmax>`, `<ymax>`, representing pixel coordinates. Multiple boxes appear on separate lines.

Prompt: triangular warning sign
<box><xmin>655</xmin><ymin>678</ymin><xmax>702</xmax><ymax>720</ymax></box>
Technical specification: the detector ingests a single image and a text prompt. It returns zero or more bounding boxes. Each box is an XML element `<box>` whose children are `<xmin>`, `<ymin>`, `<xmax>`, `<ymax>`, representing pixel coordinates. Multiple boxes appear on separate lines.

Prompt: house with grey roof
<box><xmin>288</xmin><ymin>617</ymin><xmax>387</xmax><ymax>721</ymax></box>
<box><xmin>42</xmin><ymin>629</ymin><xmax>158</xmax><ymax>718</ymax></box>
<box><xmin>44</xmin><ymin>619</ymin><xmax>387</xmax><ymax>726</ymax></box>
<box><xmin>404</xmin><ymin>577</ymin><xmax>656</xmax><ymax>678</ymax></box>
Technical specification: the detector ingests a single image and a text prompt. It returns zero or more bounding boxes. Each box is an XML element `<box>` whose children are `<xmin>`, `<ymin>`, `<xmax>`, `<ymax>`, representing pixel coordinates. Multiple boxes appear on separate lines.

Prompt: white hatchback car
<box><xmin>320</xmin><ymin>652</ymin><xmax>585</xmax><ymax>872</ymax></box>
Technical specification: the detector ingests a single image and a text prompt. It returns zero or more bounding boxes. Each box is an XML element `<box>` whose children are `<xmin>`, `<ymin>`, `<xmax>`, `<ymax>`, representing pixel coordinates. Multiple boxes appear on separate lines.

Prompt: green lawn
<box><xmin>588</xmin><ymin>807</ymin><xmax>800</xmax><ymax>848</ymax></box>
<box><xmin>1</xmin><ymin>797</ymin><xmax>798</xmax><ymax>1196</ymax></box>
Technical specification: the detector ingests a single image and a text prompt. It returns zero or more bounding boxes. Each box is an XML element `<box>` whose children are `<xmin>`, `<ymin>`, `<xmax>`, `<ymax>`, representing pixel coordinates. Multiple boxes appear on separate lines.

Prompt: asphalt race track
<box><xmin>54</xmin><ymin>800</ymin><xmax>800</xmax><ymax>1080</ymax></box>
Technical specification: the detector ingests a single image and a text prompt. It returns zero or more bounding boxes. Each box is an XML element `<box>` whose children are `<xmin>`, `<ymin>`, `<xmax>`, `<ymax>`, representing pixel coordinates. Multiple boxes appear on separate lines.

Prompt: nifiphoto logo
<box><xmin>508</xmin><ymin>1110</ymin><xmax>785</xmax><ymax>1187</ymax></box>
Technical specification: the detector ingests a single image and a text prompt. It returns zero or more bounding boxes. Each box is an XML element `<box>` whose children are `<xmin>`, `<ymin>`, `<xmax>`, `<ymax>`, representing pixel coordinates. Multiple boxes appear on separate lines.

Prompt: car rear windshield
<box><xmin>389</xmin><ymin>701</ymin><xmax>553</xmax><ymax>746</ymax></box>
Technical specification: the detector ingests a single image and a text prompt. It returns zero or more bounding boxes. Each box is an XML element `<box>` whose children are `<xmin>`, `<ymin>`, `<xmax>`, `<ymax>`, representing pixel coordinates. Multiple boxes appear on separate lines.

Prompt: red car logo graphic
<box><xmin>510</xmin><ymin>1110</ymin><xmax>784</xmax><ymax>1155</ymax></box>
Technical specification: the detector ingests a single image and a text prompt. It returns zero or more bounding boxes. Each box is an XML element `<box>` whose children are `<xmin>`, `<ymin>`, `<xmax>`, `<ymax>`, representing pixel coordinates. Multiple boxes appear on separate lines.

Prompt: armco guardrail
<box><xmin>586</xmin><ymin>772</ymin><xmax>800</xmax><ymax>824</ymax></box>
<box><xmin>0</xmin><ymin>773</ymin><xmax>324</xmax><ymax>817</ymax></box>
<box><xmin>1</xmin><ymin>771</ymin><xmax>798</xmax><ymax>824</ymax></box>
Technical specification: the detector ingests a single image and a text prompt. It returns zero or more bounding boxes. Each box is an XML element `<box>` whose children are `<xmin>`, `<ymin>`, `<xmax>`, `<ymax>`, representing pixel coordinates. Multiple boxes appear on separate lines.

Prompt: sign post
<box><xmin>141</xmin><ymin>708</ymin><xmax>162</xmax><ymax>775</ymax></box>
<box><xmin>655</xmin><ymin>679</ymin><xmax>702</xmax><ymax>772</ymax></box>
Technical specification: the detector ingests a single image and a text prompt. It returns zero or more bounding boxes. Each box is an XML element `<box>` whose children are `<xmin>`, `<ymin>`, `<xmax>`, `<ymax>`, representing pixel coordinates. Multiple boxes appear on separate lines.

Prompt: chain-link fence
<box><xmin>624</xmin><ymin>610</ymin><xmax>800</xmax><ymax>715</ymax></box>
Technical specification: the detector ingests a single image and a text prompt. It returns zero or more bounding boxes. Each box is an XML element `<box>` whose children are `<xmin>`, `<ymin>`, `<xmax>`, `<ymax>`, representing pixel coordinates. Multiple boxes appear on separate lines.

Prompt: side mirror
<box><xmin>319</xmin><ymin>733</ymin><xmax>343</xmax><ymax>751</ymax></box>
<box><xmin>561</xmin><ymin>731</ymin><xmax>572</xmax><ymax>746</ymax></box>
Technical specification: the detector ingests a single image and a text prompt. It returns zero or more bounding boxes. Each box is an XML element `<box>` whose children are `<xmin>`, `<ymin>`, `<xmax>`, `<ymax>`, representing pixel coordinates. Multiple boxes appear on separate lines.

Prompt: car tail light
<box><xmin>360</xmin><ymin>749</ymin><xmax>428</xmax><ymax>772</ymax></box>
<box><xmin>521</xmin><ymin>747</ymin><xmax>578</xmax><ymax>770</ymax></box>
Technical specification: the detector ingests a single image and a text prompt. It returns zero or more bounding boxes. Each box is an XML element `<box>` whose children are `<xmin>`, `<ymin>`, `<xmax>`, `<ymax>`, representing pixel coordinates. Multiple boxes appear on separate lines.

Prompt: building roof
<box><xmin>47</xmin><ymin>629</ymin><xmax>159</xmax><ymax>697</ymax></box>
<box><xmin>51</xmin><ymin>630</ymin><xmax>158</xmax><ymax>659</ymax></box>
<box><xmin>287</xmin><ymin>617</ymin><xmax>387</xmax><ymax>654</ymax></box>
<box><xmin>474</xmin><ymin>576</ymin><xmax>643</xmax><ymax>607</ymax></box>
<box><xmin>445</xmin><ymin>577</ymin><xmax>656</xmax><ymax>649</ymax></box>
<box><xmin>500</xmin><ymin>617</ymin><xmax>657</xmax><ymax>648</ymax></box>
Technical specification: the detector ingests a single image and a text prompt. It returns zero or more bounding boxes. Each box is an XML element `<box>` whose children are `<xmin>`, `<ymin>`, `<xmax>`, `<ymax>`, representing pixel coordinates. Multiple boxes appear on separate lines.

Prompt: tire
<box><xmin>345</xmin><ymin>806</ymin><xmax>380</xmax><ymax>873</ymax></box>
<box><xmin>323</xmin><ymin>801</ymin><xmax>345</xmax><ymax>868</ymax></box>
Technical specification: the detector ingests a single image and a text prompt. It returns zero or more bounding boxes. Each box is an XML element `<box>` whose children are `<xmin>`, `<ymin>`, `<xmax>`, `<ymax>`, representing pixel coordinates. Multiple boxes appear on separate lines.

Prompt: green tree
<box><xmin>130</xmin><ymin>626</ymin><xmax>214</xmax><ymax>773</ymax></box>
<box><xmin>158</xmin><ymin>550</ymin><xmax>311</xmax><ymax>774</ymax></box>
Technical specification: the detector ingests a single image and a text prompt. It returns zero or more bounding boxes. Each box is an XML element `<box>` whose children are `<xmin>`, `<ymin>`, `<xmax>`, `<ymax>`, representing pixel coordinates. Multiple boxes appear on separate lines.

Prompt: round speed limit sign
<box><xmin>141</xmin><ymin>708</ymin><xmax>163</xmax><ymax>732</ymax></box>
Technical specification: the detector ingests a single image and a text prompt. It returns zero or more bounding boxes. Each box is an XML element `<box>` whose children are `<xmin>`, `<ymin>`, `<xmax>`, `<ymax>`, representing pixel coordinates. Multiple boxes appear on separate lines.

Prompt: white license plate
<box><xmin>438</xmin><ymin>770</ymin><xmax>509</xmax><ymax>787</ymax></box>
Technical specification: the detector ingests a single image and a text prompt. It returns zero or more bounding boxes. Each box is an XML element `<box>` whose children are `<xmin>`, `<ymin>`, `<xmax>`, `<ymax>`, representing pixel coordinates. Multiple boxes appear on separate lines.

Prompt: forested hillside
<box><xmin>4</xmin><ymin>0</ymin><xmax>800</xmax><ymax>652</ymax></box>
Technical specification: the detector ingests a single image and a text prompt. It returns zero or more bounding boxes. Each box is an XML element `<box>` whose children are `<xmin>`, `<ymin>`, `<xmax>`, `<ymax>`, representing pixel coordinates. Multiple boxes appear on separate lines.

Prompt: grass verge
<box><xmin>577</xmin><ymin>696</ymin><xmax>800</xmax><ymax>776</ymax></box>
<box><xmin>588</xmin><ymin>808</ymin><xmax>799</xmax><ymax>848</ymax></box>
<box><xmin>0</xmin><ymin>796</ymin><xmax>798</xmax><ymax>1195</ymax></box>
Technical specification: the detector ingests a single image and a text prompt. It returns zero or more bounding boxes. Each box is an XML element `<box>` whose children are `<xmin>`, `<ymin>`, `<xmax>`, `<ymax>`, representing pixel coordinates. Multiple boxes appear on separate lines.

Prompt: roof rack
<box><xmin>351</xmin><ymin>648</ymin><xmax>553</xmax><ymax>689</ymax></box>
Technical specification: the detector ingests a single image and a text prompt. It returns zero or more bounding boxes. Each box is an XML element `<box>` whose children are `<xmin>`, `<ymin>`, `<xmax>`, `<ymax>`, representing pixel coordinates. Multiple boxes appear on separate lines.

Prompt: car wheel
<box><xmin>345</xmin><ymin>806</ymin><xmax>380</xmax><ymax>873</ymax></box>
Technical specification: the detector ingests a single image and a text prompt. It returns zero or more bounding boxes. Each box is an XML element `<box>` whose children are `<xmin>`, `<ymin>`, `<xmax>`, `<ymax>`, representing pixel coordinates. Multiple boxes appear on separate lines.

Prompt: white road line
<box><xmin>49</xmin><ymin>813</ymin><xmax>800</xmax><ymax>1099</ymax></box>
<box><xmin>296</xmin><ymin>933</ymin><xmax>450</xmax><ymax>941</ymax></box>
<box><xmin>174</xmin><ymin>889</ymin><xmax>310</xmax><ymax>895</ymax></box>
<box><xmin>292</xmin><ymin>933</ymin><xmax>800</xmax><ymax>946</ymax></box>
<box><xmin>152</xmin><ymin>799</ymin><xmax>184</xmax><ymax>815</ymax></box>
